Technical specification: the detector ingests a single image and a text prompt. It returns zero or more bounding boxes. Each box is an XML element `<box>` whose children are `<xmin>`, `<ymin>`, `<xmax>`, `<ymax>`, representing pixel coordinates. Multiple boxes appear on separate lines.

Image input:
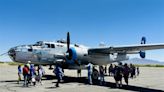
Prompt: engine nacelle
<box><xmin>139</xmin><ymin>36</ymin><xmax>146</xmax><ymax>58</ymax></box>
<box><xmin>139</xmin><ymin>51</ymin><xmax>146</xmax><ymax>58</ymax></box>
<box><xmin>66</xmin><ymin>47</ymin><xmax>78</xmax><ymax>64</ymax></box>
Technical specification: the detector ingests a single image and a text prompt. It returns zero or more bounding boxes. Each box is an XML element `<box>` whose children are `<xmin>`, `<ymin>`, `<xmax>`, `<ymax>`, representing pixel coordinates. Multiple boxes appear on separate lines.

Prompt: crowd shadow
<box><xmin>0</xmin><ymin>80</ymin><xmax>19</xmax><ymax>85</ymax></box>
<box><xmin>0</xmin><ymin>80</ymin><xmax>18</xmax><ymax>83</ymax></box>
<box><xmin>42</xmin><ymin>75</ymin><xmax>56</xmax><ymax>80</ymax></box>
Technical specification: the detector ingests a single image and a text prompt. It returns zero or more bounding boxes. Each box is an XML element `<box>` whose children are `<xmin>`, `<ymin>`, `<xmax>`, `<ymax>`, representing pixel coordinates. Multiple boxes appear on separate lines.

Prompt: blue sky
<box><xmin>0</xmin><ymin>0</ymin><xmax>164</xmax><ymax>62</ymax></box>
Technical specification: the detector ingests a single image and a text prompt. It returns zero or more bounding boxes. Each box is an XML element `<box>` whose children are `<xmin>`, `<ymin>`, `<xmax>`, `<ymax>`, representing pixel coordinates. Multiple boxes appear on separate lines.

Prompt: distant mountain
<box><xmin>1</xmin><ymin>58</ymin><xmax>164</xmax><ymax>65</ymax></box>
<box><xmin>122</xmin><ymin>58</ymin><xmax>164</xmax><ymax>65</ymax></box>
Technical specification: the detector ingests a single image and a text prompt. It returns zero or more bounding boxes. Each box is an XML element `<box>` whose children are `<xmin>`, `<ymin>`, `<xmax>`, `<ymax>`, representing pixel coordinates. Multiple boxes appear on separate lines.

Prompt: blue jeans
<box><xmin>88</xmin><ymin>73</ymin><xmax>92</xmax><ymax>84</ymax></box>
<box><xmin>23</xmin><ymin>74</ymin><xmax>28</xmax><ymax>86</ymax></box>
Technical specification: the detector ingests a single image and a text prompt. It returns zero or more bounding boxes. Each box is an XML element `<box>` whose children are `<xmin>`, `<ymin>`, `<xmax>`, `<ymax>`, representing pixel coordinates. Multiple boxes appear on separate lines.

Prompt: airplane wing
<box><xmin>88</xmin><ymin>43</ymin><xmax>164</xmax><ymax>55</ymax></box>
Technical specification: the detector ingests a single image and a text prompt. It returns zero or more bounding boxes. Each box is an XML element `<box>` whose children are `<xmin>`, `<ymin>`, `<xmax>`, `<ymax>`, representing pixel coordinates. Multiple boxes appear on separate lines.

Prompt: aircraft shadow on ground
<box><xmin>44</xmin><ymin>75</ymin><xmax>164</xmax><ymax>92</ymax></box>
<box><xmin>1</xmin><ymin>75</ymin><xmax>164</xmax><ymax>92</ymax></box>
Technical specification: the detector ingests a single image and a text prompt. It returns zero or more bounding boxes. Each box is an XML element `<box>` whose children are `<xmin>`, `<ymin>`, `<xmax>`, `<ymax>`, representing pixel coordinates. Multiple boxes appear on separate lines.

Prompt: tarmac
<box><xmin>0</xmin><ymin>64</ymin><xmax>164</xmax><ymax>92</ymax></box>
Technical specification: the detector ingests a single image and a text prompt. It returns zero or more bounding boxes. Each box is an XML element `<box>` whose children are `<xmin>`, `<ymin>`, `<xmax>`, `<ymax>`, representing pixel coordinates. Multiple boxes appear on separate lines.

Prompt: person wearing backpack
<box><xmin>86</xmin><ymin>63</ymin><xmax>93</xmax><ymax>85</ymax></box>
<box><xmin>53</xmin><ymin>64</ymin><xmax>64</xmax><ymax>87</ymax></box>
<box><xmin>114</xmin><ymin>62</ymin><xmax>123</xmax><ymax>87</ymax></box>
<box><xmin>108</xmin><ymin>64</ymin><xmax>114</xmax><ymax>76</ymax></box>
<box><xmin>99</xmin><ymin>65</ymin><xmax>105</xmax><ymax>85</ymax></box>
<box><xmin>23</xmin><ymin>65</ymin><xmax>29</xmax><ymax>87</ymax></box>
<box><xmin>30</xmin><ymin>64</ymin><xmax>36</xmax><ymax>86</ymax></box>
<box><xmin>17</xmin><ymin>65</ymin><xmax>22</xmax><ymax>84</ymax></box>
<box><xmin>38</xmin><ymin>65</ymin><xmax>44</xmax><ymax>85</ymax></box>
<box><xmin>123</xmin><ymin>63</ymin><xmax>130</xmax><ymax>85</ymax></box>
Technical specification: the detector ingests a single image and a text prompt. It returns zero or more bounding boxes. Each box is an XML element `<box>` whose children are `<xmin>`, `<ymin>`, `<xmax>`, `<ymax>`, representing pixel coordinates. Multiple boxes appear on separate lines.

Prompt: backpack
<box><xmin>123</xmin><ymin>67</ymin><xmax>130</xmax><ymax>76</ymax></box>
<box><xmin>23</xmin><ymin>67</ymin><xmax>29</xmax><ymax>75</ymax></box>
<box><xmin>115</xmin><ymin>66</ymin><xmax>122</xmax><ymax>76</ymax></box>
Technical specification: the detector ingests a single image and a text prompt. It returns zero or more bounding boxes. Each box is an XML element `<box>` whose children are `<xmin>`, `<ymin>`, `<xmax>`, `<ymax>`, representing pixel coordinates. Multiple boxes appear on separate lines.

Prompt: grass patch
<box><xmin>0</xmin><ymin>61</ymin><xmax>5</xmax><ymax>64</ymax></box>
<box><xmin>0</xmin><ymin>61</ymin><xmax>23</xmax><ymax>66</ymax></box>
<box><xmin>135</xmin><ymin>64</ymin><xmax>164</xmax><ymax>68</ymax></box>
<box><xmin>8</xmin><ymin>62</ymin><xmax>24</xmax><ymax>66</ymax></box>
<box><xmin>8</xmin><ymin>62</ymin><xmax>20</xmax><ymax>65</ymax></box>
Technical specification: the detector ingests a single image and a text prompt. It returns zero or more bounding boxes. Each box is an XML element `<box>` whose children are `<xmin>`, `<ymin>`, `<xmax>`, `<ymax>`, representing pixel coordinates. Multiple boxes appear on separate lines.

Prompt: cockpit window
<box><xmin>45</xmin><ymin>44</ymin><xmax>51</xmax><ymax>48</ymax></box>
<box><xmin>45</xmin><ymin>43</ymin><xmax>55</xmax><ymax>48</ymax></box>
<box><xmin>33</xmin><ymin>41</ymin><xmax>43</xmax><ymax>46</ymax></box>
<box><xmin>51</xmin><ymin>44</ymin><xmax>55</xmax><ymax>48</ymax></box>
<box><xmin>28</xmin><ymin>48</ymin><xmax>33</xmax><ymax>52</ymax></box>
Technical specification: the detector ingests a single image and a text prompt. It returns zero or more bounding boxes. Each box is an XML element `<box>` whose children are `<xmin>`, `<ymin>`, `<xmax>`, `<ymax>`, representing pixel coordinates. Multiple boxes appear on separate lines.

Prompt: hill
<box><xmin>122</xmin><ymin>58</ymin><xmax>164</xmax><ymax>65</ymax></box>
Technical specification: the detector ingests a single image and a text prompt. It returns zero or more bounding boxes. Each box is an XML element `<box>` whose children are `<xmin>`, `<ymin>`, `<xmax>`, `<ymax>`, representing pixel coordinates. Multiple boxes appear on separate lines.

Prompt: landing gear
<box><xmin>49</xmin><ymin>65</ymin><xmax>53</xmax><ymax>70</ymax></box>
<box><xmin>92</xmin><ymin>68</ymin><xmax>99</xmax><ymax>84</ymax></box>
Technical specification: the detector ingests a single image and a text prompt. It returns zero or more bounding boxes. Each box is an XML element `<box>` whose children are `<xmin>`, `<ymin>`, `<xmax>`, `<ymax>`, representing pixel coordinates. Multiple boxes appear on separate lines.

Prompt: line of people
<box><xmin>17</xmin><ymin>62</ymin><xmax>139</xmax><ymax>88</ymax></box>
<box><xmin>86</xmin><ymin>62</ymin><xmax>140</xmax><ymax>88</ymax></box>
<box><xmin>108</xmin><ymin>63</ymin><xmax>140</xmax><ymax>87</ymax></box>
<box><xmin>18</xmin><ymin>62</ymin><xmax>64</xmax><ymax>88</ymax></box>
<box><xmin>17</xmin><ymin>62</ymin><xmax>45</xmax><ymax>87</ymax></box>
<box><xmin>86</xmin><ymin>63</ymin><xmax>106</xmax><ymax>85</ymax></box>
<box><xmin>109</xmin><ymin>63</ymin><xmax>140</xmax><ymax>78</ymax></box>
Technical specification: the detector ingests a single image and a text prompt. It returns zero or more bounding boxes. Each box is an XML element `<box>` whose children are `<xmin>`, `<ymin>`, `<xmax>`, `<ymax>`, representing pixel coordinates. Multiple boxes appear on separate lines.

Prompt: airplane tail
<box><xmin>139</xmin><ymin>37</ymin><xmax>146</xmax><ymax>58</ymax></box>
<box><xmin>141</xmin><ymin>36</ymin><xmax>146</xmax><ymax>44</ymax></box>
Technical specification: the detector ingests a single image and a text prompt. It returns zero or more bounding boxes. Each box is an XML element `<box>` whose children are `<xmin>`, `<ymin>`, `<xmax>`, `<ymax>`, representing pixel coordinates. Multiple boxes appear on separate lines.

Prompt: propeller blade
<box><xmin>67</xmin><ymin>32</ymin><xmax>70</xmax><ymax>52</ymax></box>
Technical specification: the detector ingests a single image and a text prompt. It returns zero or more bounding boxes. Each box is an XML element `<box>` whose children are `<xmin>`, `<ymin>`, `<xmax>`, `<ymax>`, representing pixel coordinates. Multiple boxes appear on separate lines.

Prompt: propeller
<box><xmin>66</xmin><ymin>32</ymin><xmax>80</xmax><ymax>66</ymax></box>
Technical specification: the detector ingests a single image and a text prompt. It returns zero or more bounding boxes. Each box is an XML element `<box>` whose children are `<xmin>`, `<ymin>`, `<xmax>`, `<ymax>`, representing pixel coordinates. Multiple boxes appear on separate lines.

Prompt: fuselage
<box><xmin>8</xmin><ymin>40</ymin><xmax>129</xmax><ymax>69</ymax></box>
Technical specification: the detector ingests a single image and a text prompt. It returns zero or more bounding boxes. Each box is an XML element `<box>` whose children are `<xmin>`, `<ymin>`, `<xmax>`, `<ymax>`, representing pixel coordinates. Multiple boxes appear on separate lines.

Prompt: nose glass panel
<box><xmin>8</xmin><ymin>48</ymin><xmax>16</xmax><ymax>61</ymax></box>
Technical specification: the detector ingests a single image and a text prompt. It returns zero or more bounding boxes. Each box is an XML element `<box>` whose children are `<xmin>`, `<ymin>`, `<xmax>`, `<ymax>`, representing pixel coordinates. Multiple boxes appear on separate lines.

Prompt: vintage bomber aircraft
<box><xmin>7</xmin><ymin>32</ymin><xmax>164</xmax><ymax>69</ymax></box>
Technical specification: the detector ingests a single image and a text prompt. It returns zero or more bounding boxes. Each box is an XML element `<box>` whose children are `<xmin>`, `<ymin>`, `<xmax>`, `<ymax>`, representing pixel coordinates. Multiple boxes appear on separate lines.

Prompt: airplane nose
<box><xmin>8</xmin><ymin>48</ymin><xmax>16</xmax><ymax>61</ymax></box>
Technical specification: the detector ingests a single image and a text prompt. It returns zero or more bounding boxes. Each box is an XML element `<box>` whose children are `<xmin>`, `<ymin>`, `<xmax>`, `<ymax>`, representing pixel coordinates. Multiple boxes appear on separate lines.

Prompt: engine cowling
<box><xmin>139</xmin><ymin>51</ymin><xmax>146</xmax><ymax>58</ymax></box>
<box><xmin>66</xmin><ymin>47</ymin><xmax>79</xmax><ymax>64</ymax></box>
